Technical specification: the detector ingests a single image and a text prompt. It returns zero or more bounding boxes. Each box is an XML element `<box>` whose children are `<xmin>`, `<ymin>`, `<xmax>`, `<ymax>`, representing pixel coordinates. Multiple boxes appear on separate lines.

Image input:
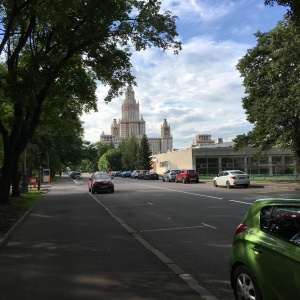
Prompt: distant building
<box><xmin>191</xmin><ymin>134</ymin><xmax>223</xmax><ymax>148</ymax></box>
<box><xmin>100</xmin><ymin>85</ymin><xmax>173</xmax><ymax>154</ymax></box>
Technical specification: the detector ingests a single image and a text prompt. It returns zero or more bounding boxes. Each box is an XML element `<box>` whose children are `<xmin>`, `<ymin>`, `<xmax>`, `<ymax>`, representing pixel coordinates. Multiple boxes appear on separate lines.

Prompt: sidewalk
<box><xmin>0</xmin><ymin>176</ymin><xmax>205</xmax><ymax>300</ymax></box>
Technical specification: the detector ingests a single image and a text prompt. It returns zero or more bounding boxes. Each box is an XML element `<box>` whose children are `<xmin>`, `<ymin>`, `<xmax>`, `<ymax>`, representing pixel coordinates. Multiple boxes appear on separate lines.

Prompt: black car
<box><xmin>144</xmin><ymin>172</ymin><xmax>159</xmax><ymax>180</ymax></box>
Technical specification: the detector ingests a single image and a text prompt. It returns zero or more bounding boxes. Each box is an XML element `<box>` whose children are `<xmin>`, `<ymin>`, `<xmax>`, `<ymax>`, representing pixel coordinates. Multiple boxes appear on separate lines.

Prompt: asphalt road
<box><xmin>94</xmin><ymin>175</ymin><xmax>300</xmax><ymax>300</ymax></box>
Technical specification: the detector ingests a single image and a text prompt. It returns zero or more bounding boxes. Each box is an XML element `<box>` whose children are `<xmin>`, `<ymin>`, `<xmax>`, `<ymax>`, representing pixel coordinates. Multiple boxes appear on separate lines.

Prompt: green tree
<box><xmin>98</xmin><ymin>149</ymin><xmax>122</xmax><ymax>171</ymax></box>
<box><xmin>137</xmin><ymin>134</ymin><xmax>152</xmax><ymax>170</ymax></box>
<box><xmin>0</xmin><ymin>0</ymin><xmax>181</xmax><ymax>204</ymax></box>
<box><xmin>234</xmin><ymin>18</ymin><xmax>300</xmax><ymax>167</ymax></box>
<box><xmin>120</xmin><ymin>135</ymin><xmax>139</xmax><ymax>170</ymax></box>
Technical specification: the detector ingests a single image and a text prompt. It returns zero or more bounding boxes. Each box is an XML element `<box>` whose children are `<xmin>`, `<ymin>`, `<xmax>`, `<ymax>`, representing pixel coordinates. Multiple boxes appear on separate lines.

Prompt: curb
<box><xmin>0</xmin><ymin>191</ymin><xmax>49</xmax><ymax>249</ymax></box>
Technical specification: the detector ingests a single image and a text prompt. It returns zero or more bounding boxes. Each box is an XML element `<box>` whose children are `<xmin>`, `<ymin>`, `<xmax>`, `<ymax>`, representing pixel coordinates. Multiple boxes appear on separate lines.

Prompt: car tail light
<box><xmin>230</xmin><ymin>175</ymin><xmax>236</xmax><ymax>179</ymax></box>
<box><xmin>234</xmin><ymin>224</ymin><xmax>248</xmax><ymax>237</ymax></box>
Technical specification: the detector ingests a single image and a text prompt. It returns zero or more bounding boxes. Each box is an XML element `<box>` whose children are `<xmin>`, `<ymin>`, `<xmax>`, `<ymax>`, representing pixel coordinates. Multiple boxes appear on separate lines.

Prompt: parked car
<box><xmin>162</xmin><ymin>169</ymin><xmax>181</xmax><ymax>182</ymax></box>
<box><xmin>175</xmin><ymin>169</ymin><xmax>199</xmax><ymax>183</ymax></box>
<box><xmin>131</xmin><ymin>170</ymin><xmax>140</xmax><ymax>179</ymax></box>
<box><xmin>230</xmin><ymin>198</ymin><xmax>300</xmax><ymax>300</ymax></box>
<box><xmin>213</xmin><ymin>170</ymin><xmax>250</xmax><ymax>188</ymax></box>
<box><xmin>69</xmin><ymin>171</ymin><xmax>75</xmax><ymax>177</ymax></box>
<box><xmin>110</xmin><ymin>171</ymin><xmax>121</xmax><ymax>177</ymax></box>
<box><xmin>88</xmin><ymin>172</ymin><xmax>114</xmax><ymax>193</ymax></box>
<box><xmin>144</xmin><ymin>171</ymin><xmax>159</xmax><ymax>180</ymax></box>
<box><xmin>138</xmin><ymin>170</ymin><xmax>149</xmax><ymax>180</ymax></box>
<box><xmin>74</xmin><ymin>172</ymin><xmax>82</xmax><ymax>180</ymax></box>
<box><xmin>122</xmin><ymin>171</ymin><xmax>131</xmax><ymax>178</ymax></box>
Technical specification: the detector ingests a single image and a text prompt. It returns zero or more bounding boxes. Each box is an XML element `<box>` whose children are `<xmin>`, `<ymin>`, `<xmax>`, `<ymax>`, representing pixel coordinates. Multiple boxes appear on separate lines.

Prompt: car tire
<box><xmin>232</xmin><ymin>265</ymin><xmax>262</xmax><ymax>300</ymax></box>
<box><xmin>111</xmin><ymin>188</ymin><xmax>114</xmax><ymax>193</ymax></box>
<box><xmin>162</xmin><ymin>177</ymin><xmax>165</xmax><ymax>182</ymax></box>
<box><xmin>244</xmin><ymin>184</ymin><xmax>249</xmax><ymax>188</ymax></box>
<box><xmin>182</xmin><ymin>178</ymin><xmax>186</xmax><ymax>184</ymax></box>
<box><xmin>226</xmin><ymin>181</ymin><xmax>231</xmax><ymax>189</ymax></box>
<box><xmin>213</xmin><ymin>180</ymin><xmax>218</xmax><ymax>187</ymax></box>
<box><xmin>168</xmin><ymin>178</ymin><xmax>171</xmax><ymax>182</ymax></box>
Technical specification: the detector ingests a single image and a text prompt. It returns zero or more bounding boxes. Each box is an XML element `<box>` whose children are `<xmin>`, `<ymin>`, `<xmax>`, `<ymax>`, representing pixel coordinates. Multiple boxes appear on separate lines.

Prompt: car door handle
<box><xmin>251</xmin><ymin>245</ymin><xmax>262</xmax><ymax>253</ymax></box>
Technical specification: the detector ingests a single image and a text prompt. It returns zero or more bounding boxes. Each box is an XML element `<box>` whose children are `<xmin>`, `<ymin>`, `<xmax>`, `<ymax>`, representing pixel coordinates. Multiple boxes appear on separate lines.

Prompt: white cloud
<box><xmin>81</xmin><ymin>0</ymin><xmax>285</xmax><ymax>148</ymax></box>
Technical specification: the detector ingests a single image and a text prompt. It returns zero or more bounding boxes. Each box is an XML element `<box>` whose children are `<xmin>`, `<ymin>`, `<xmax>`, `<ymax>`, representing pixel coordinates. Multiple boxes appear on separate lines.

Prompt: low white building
<box><xmin>152</xmin><ymin>140</ymin><xmax>295</xmax><ymax>176</ymax></box>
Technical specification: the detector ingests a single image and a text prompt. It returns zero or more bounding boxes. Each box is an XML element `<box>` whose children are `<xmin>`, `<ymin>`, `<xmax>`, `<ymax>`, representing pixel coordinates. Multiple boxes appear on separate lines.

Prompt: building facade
<box><xmin>152</xmin><ymin>137</ymin><xmax>295</xmax><ymax>176</ymax></box>
<box><xmin>100</xmin><ymin>85</ymin><xmax>173</xmax><ymax>154</ymax></box>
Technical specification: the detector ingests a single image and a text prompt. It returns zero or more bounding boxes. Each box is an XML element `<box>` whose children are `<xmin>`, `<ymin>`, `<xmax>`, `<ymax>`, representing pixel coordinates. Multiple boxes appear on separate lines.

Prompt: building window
<box><xmin>160</xmin><ymin>161</ymin><xmax>168</xmax><ymax>168</ymax></box>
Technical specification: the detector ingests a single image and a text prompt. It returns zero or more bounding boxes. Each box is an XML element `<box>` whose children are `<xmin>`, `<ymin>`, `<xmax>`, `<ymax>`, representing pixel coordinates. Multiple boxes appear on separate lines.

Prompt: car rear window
<box><xmin>231</xmin><ymin>171</ymin><xmax>245</xmax><ymax>175</ymax></box>
<box><xmin>187</xmin><ymin>170</ymin><xmax>196</xmax><ymax>173</ymax></box>
<box><xmin>94</xmin><ymin>174</ymin><xmax>110</xmax><ymax>179</ymax></box>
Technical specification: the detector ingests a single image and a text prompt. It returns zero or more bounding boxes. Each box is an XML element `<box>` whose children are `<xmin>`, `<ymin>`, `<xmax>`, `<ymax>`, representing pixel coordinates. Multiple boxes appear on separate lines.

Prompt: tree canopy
<box><xmin>0</xmin><ymin>0</ymin><xmax>181</xmax><ymax>203</ymax></box>
<box><xmin>234</xmin><ymin>17</ymin><xmax>300</xmax><ymax>166</ymax></box>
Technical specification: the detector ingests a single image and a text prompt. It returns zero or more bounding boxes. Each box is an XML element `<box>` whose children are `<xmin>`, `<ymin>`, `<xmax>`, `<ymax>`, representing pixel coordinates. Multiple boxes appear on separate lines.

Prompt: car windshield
<box><xmin>94</xmin><ymin>174</ymin><xmax>110</xmax><ymax>179</ymax></box>
<box><xmin>187</xmin><ymin>170</ymin><xmax>196</xmax><ymax>173</ymax></box>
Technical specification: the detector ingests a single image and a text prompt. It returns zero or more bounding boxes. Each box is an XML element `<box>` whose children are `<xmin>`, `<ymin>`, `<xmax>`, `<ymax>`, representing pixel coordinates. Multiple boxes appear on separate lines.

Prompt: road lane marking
<box><xmin>140</xmin><ymin>185</ymin><xmax>223</xmax><ymax>199</ymax></box>
<box><xmin>105</xmin><ymin>203</ymin><xmax>152</xmax><ymax>208</ymax></box>
<box><xmin>139</xmin><ymin>223</ymin><xmax>216</xmax><ymax>233</ymax></box>
<box><xmin>229</xmin><ymin>200</ymin><xmax>252</xmax><ymax>205</ymax></box>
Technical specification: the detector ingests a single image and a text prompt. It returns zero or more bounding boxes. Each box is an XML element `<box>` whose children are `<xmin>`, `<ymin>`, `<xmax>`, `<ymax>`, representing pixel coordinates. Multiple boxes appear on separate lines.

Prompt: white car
<box><xmin>213</xmin><ymin>170</ymin><xmax>250</xmax><ymax>188</ymax></box>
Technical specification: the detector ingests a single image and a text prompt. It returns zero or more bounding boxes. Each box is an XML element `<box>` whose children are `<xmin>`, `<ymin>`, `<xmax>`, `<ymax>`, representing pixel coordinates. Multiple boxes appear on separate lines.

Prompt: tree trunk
<box><xmin>0</xmin><ymin>155</ymin><xmax>14</xmax><ymax>204</ymax></box>
<box><xmin>11</xmin><ymin>159</ymin><xmax>21</xmax><ymax>197</ymax></box>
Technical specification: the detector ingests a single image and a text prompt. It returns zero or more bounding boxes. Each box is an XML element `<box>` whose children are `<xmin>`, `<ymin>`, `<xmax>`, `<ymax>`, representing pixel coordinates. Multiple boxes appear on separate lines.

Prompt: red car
<box><xmin>88</xmin><ymin>172</ymin><xmax>114</xmax><ymax>194</ymax></box>
<box><xmin>175</xmin><ymin>169</ymin><xmax>199</xmax><ymax>184</ymax></box>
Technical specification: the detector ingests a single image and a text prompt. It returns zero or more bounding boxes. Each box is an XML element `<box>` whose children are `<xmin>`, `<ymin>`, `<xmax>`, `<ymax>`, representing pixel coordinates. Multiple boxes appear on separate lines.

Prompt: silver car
<box><xmin>162</xmin><ymin>169</ymin><xmax>181</xmax><ymax>182</ymax></box>
<box><xmin>213</xmin><ymin>170</ymin><xmax>250</xmax><ymax>188</ymax></box>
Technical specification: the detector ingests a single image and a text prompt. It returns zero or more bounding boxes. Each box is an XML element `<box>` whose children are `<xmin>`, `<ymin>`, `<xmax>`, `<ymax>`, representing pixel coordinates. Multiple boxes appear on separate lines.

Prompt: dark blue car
<box><xmin>122</xmin><ymin>171</ymin><xmax>131</xmax><ymax>178</ymax></box>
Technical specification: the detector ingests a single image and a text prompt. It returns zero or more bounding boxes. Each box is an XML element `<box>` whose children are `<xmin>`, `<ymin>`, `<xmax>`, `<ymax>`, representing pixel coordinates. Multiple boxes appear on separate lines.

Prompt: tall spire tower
<box><xmin>119</xmin><ymin>85</ymin><xmax>145</xmax><ymax>139</ymax></box>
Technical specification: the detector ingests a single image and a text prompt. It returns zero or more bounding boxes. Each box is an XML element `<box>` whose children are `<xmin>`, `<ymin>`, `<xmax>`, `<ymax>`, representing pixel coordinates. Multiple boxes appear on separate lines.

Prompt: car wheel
<box><xmin>232</xmin><ymin>265</ymin><xmax>262</xmax><ymax>300</ymax></box>
<box><xmin>111</xmin><ymin>188</ymin><xmax>114</xmax><ymax>193</ymax></box>
<box><xmin>182</xmin><ymin>177</ymin><xmax>186</xmax><ymax>184</ymax></box>
<box><xmin>226</xmin><ymin>181</ymin><xmax>231</xmax><ymax>189</ymax></box>
<box><xmin>162</xmin><ymin>177</ymin><xmax>165</xmax><ymax>182</ymax></box>
<box><xmin>244</xmin><ymin>184</ymin><xmax>249</xmax><ymax>188</ymax></box>
<box><xmin>168</xmin><ymin>178</ymin><xmax>171</xmax><ymax>182</ymax></box>
<box><xmin>213</xmin><ymin>180</ymin><xmax>218</xmax><ymax>187</ymax></box>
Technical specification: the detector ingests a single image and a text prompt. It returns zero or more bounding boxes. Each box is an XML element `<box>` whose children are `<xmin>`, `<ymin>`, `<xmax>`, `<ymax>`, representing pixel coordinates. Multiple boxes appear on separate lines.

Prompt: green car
<box><xmin>230</xmin><ymin>198</ymin><xmax>300</xmax><ymax>300</ymax></box>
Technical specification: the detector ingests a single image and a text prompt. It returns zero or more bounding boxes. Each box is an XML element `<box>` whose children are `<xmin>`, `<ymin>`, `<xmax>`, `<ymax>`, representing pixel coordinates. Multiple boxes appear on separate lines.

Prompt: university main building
<box><xmin>100</xmin><ymin>85</ymin><xmax>173</xmax><ymax>155</ymax></box>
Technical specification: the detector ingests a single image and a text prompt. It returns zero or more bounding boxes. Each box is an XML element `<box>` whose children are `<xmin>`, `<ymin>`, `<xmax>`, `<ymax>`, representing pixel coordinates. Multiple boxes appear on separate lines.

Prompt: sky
<box><xmin>81</xmin><ymin>0</ymin><xmax>287</xmax><ymax>149</ymax></box>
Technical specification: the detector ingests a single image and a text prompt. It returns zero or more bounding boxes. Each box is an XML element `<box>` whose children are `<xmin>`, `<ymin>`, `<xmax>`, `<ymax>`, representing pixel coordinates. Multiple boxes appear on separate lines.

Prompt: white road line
<box><xmin>139</xmin><ymin>225</ymin><xmax>208</xmax><ymax>233</ymax></box>
<box><xmin>143</xmin><ymin>185</ymin><xmax>224</xmax><ymax>199</ymax></box>
<box><xmin>202</xmin><ymin>223</ymin><xmax>217</xmax><ymax>229</ymax></box>
<box><xmin>229</xmin><ymin>200</ymin><xmax>252</xmax><ymax>205</ymax></box>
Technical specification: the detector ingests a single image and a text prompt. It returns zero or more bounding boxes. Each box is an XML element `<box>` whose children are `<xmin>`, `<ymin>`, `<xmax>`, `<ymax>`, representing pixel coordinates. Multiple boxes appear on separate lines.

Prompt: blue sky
<box><xmin>81</xmin><ymin>0</ymin><xmax>287</xmax><ymax>149</ymax></box>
